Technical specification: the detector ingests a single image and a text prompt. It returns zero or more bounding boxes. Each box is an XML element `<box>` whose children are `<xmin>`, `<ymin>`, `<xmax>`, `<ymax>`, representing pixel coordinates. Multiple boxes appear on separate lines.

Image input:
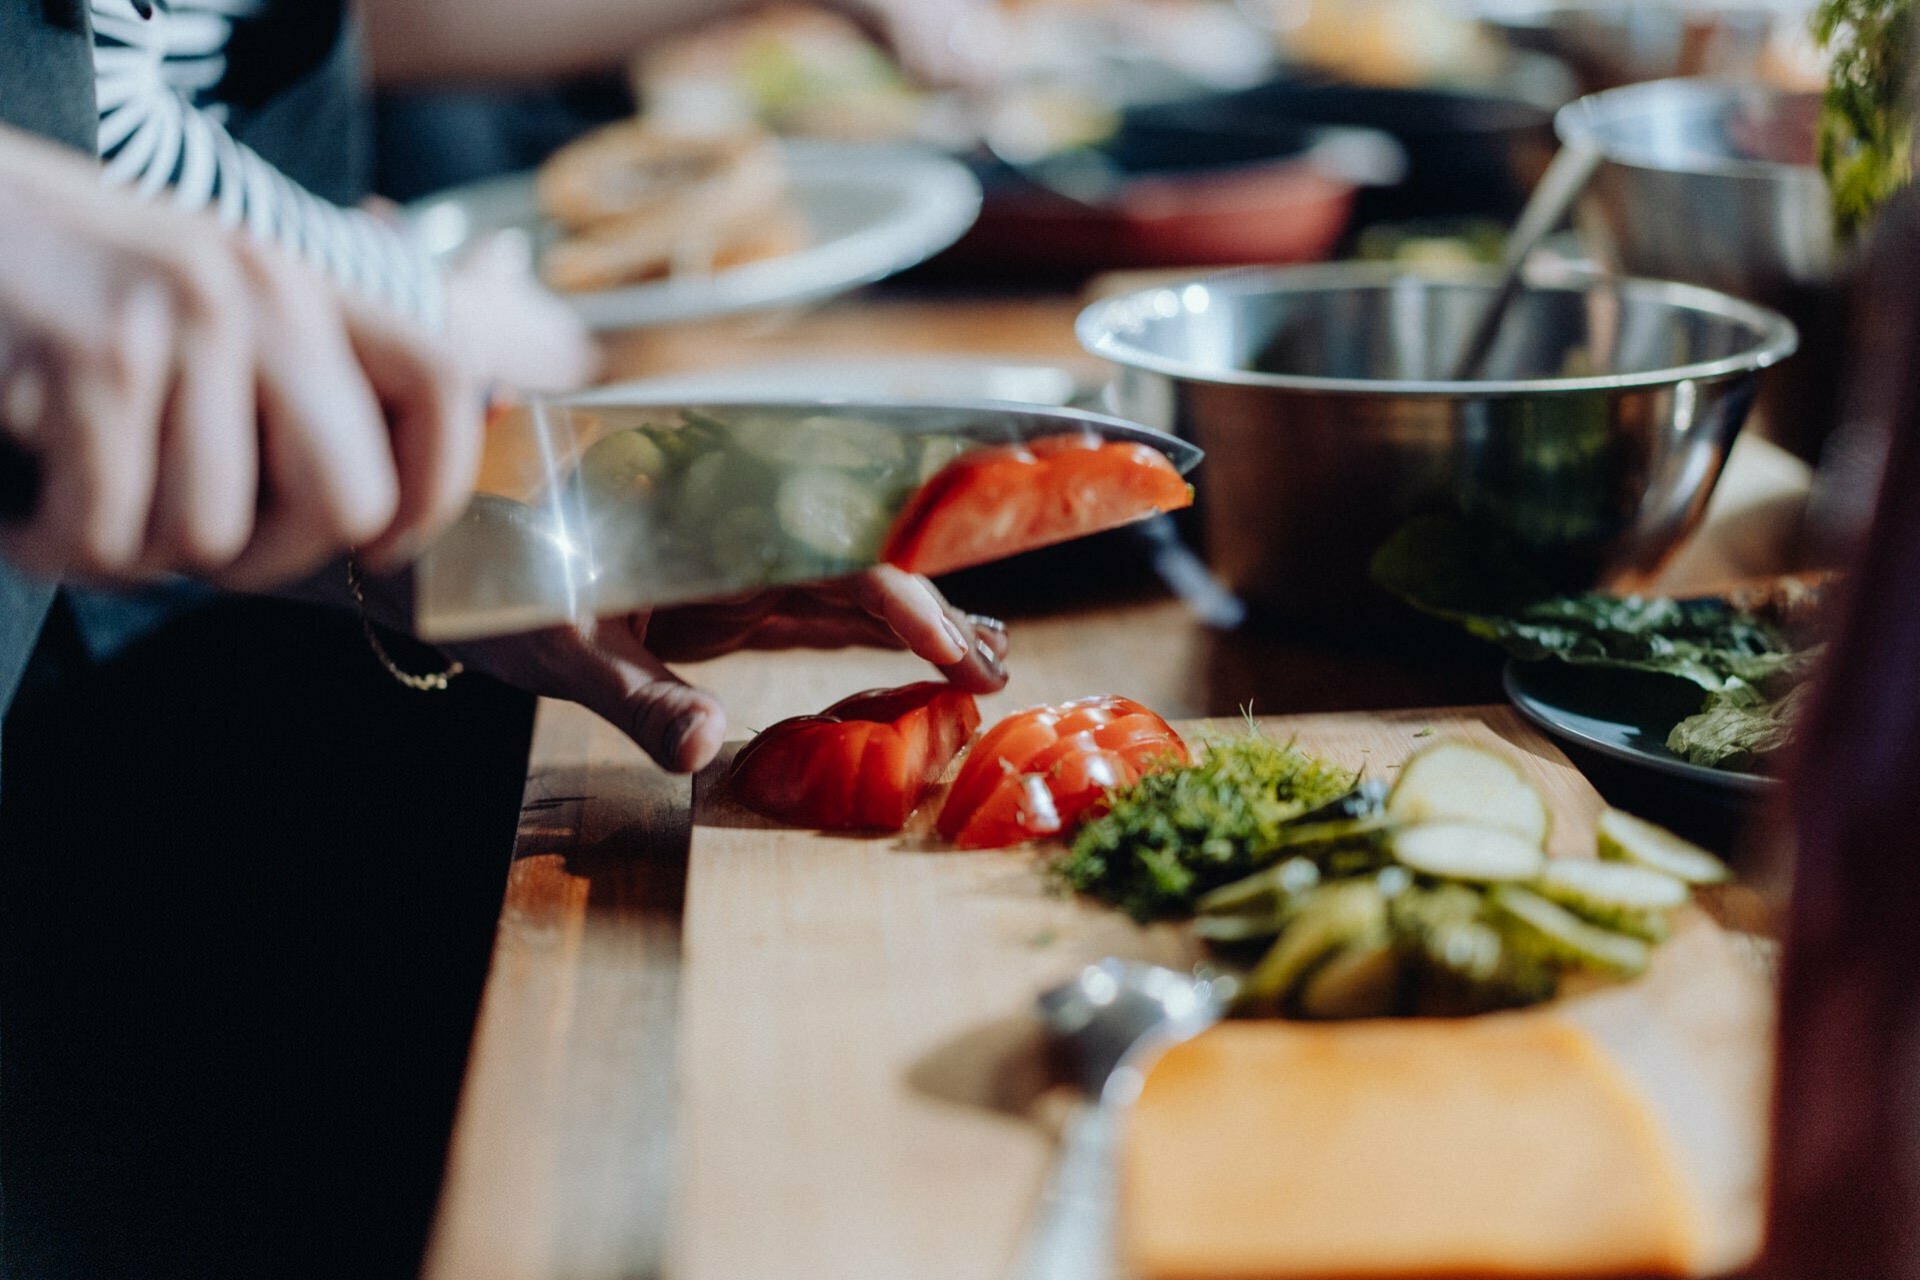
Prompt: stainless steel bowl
<box><xmin>1555</xmin><ymin>79</ymin><xmax>1848</xmax><ymax>463</ymax></box>
<box><xmin>1477</xmin><ymin>3</ymin><xmax>1792</xmax><ymax>96</ymax></box>
<box><xmin>1555</xmin><ymin>78</ymin><xmax>1837</xmax><ymax>294</ymax></box>
<box><xmin>1078</xmin><ymin>263</ymin><xmax>1797</xmax><ymax>629</ymax></box>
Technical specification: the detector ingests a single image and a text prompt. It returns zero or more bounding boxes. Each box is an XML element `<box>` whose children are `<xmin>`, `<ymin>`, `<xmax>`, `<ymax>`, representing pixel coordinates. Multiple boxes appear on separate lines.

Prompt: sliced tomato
<box><xmin>882</xmin><ymin>434</ymin><xmax>1192</xmax><ymax>578</ymax></box>
<box><xmin>730</xmin><ymin>682</ymin><xmax>981</xmax><ymax>831</ymax></box>
<box><xmin>937</xmin><ymin>694</ymin><xmax>1188</xmax><ymax>848</ymax></box>
<box><xmin>952</xmin><ymin>772</ymin><xmax>1063</xmax><ymax>851</ymax></box>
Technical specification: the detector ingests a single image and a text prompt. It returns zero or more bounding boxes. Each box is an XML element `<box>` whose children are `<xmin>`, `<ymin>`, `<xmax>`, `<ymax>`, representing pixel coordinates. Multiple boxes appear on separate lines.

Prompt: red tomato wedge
<box><xmin>882</xmin><ymin>434</ymin><xmax>1192</xmax><ymax>577</ymax></box>
<box><xmin>937</xmin><ymin>695</ymin><xmax>1188</xmax><ymax>849</ymax></box>
<box><xmin>730</xmin><ymin>683</ymin><xmax>982</xmax><ymax>832</ymax></box>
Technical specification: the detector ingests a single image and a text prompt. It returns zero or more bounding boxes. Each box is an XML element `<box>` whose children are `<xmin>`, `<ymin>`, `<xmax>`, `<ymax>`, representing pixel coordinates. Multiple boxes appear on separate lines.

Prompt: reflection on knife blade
<box><xmin>415</xmin><ymin>398</ymin><xmax>1199</xmax><ymax>642</ymax></box>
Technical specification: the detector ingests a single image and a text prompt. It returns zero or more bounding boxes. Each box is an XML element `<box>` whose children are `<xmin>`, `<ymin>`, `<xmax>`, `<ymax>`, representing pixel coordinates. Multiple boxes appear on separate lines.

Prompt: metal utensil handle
<box><xmin>1450</xmin><ymin>144</ymin><xmax>1604</xmax><ymax>382</ymax></box>
<box><xmin>1005</xmin><ymin>1102</ymin><xmax>1121</xmax><ymax>1280</ymax></box>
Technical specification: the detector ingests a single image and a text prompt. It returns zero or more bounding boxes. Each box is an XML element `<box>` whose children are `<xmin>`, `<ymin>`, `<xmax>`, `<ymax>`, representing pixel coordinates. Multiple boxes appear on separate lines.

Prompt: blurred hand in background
<box><xmin>443</xmin><ymin>232</ymin><xmax>601</xmax><ymax>393</ymax></box>
<box><xmin>363</xmin><ymin>0</ymin><xmax>1008</xmax><ymax>90</ymax></box>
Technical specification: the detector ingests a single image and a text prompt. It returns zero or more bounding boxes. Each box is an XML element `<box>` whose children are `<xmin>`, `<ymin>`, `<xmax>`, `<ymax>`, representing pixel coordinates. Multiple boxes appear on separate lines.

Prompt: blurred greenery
<box><xmin>1814</xmin><ymin>0</ymin><xmax>1914</xmax><ymax>235</ymax></box>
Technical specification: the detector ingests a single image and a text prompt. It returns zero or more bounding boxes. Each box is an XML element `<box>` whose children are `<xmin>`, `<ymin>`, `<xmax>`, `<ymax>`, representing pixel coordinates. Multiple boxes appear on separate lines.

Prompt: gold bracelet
<box><xmin>346</xmin><ymin>556</ymin><xmax>464</xmax><ymax>693</ymax></box>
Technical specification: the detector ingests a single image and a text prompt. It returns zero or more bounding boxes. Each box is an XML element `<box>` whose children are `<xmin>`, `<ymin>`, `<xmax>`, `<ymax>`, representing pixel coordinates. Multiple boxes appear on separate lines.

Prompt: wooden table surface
<box><xmin>419</xmin><ymin>286</ymin><xmax>1812</xmax><ymax>1280</ymax></box>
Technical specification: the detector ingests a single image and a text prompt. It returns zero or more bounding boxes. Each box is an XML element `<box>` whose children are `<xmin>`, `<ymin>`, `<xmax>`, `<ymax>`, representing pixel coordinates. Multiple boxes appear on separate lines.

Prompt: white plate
<box><xmin>571</xmin><ymin>357</ymin><xmax>1090</xmax><ymax>408</ymax></box>
<box><xmin>408</xmin><ymin>140</ymin><xmax>982</xmax><ymax>332</ymax></box>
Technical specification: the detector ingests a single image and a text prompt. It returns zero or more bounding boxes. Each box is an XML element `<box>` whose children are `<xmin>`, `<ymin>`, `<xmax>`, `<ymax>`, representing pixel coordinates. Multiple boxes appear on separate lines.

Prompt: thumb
<box><xmin>581</xmin><ymin>621</ymin><xmax>728</xmax><ymax>772</ymax></box>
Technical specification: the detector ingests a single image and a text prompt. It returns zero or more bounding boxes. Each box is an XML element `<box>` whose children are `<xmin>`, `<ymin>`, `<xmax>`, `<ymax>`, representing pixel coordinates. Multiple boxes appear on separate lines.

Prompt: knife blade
<box><xmin>413</xmin><ymin>395</ymin><xmax>1201</xmax><ymax>642</ymax></box>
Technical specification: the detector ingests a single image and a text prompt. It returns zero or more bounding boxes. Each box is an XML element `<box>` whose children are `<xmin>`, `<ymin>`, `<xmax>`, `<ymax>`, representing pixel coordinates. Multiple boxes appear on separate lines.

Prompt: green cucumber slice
<box><xmin>730</xmin><ymin>413</ymin><xmax>907</xmax><ymax>471</ymax></box>
<box><xmin>915</xmin><ymin>434</ymin><xmax>972</xmax><ymax>483</ymax></box>
<box><xmin>574</xmin><ymin>429</ymin><xmax>668</xmax><ymax>510</ymax></box>
<box><xmin>1196</xmin><ymin>856</ymin><xmax>1320</xmax><ymax>917</ymax></box>
<box><xmin>1535</xmin><ymin>858</ymin><xmax>1686</xmax><ymax>940</ymax></box>
<box><xmin>1238</xmin><ymin>880</ymin><xmax>1389</xmax><ymax>1011</ymax></box>
<box><xmin>1192</xmin><ymin>913</ymin><xmax>1288</xmax><ymax>945</ymax></box>
<box><xmin>1391</xmin><ymin>823</ymin><xmax>1546</xmax><ymax>882</ymax></box>
<box><xmin>1297</xmin><ymin>940</ymin><xmax>1403</xmax><ymax>1020</ymax></box>
<box><xmin>1596</xmin><ymin>809</ymin><xmax>1731</xmax><ymax>884</ymax></box>
<box><xmin>1386</xmin><ymin>741</ymin><xmax>1550</xmax><ymax>845</ymax></box>
<box><xmin>1488</xmin><ymin>885</ymin><xmax>1652</xmax><ymax>978</ymax></box>
<box><xmin>775</xmin><ymin>468</ymin><xmax>890</xmax><ymax>564</ymax></box>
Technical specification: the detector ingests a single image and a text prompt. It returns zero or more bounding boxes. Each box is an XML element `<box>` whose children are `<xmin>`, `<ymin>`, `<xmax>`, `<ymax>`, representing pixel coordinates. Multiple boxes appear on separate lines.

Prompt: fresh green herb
<box><xmin>1815</xmin><ymin>0</ymin><xmax>1915</xmax><ymax>236</ymax></box>
<box><xmin>1371</xmin><ymin>515</ymin><xmax>1821</xmax><ymax>772</ymax></box>
<box><xmin>1667</xmin><ymin>681</ymin><xmax>1812</xmax><ymax>769</ymax></box>
<box><xmin>1058</xmin><ymin>729</ymin><xmax>1356</xmax><ymax>921</ymax></box>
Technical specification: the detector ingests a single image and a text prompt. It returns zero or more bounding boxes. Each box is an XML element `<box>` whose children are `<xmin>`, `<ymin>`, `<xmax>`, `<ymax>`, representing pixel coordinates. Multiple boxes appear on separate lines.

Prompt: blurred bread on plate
<box><xmin>535</xmin><ymin>122</ymin><xmax>802</xmax><ymax>292</ymax></box>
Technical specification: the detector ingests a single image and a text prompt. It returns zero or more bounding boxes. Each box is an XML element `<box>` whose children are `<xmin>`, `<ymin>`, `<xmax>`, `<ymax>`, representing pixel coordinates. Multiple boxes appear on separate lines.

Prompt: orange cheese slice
<box><xmin>1122</xmin><ymin>1014</ymin><xmax>1702</xmax><ymax>1279</ymax></box>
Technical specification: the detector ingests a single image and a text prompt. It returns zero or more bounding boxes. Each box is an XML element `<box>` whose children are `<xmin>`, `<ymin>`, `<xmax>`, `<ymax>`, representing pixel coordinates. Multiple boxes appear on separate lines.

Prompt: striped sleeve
<box><xmin>90</xmin><ymin>0</ymin><xmax>446</xmax><ymax>330</ymax></box>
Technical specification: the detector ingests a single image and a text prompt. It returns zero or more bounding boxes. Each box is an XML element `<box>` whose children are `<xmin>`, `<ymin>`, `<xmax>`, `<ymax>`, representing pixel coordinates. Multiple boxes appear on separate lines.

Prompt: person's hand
<box><xmin>441</xmin><ymin>231</ymin><xmax>599</xmax><ymax>393</ymax></box>
<box><xmin>0</xmin><ymin>126</ymin><xmax>482</xmax><ymax>589</ymax></box>
<box><xmin>447</xmin><ymin>566</ymin><xmax>1009</xmax><ymax>772</ymax></box>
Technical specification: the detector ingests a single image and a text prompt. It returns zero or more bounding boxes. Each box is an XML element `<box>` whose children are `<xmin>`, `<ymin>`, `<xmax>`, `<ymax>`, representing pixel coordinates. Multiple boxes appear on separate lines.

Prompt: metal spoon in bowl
<box><xmin>1005</xmin><ymin>960</ymin><xmax>1238</xmax><ymax>1280</ymax></box>
<box><xmin>1449</xmin><ymin>143</ymin><xmax>1605</xmax><ymax>382</ymax></box>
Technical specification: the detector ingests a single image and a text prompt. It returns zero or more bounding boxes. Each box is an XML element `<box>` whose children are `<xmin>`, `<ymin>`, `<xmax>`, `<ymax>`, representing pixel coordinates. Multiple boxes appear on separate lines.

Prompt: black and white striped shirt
<box><xmin>90</xmin><ymin>0</ymin><xmax>444</xmax><ymax>328</ymax></box>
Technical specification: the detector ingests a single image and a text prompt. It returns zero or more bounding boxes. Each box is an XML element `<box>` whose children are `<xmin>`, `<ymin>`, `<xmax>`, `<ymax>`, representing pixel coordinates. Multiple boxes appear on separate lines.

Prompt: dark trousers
<box><xmin>0</xmin><ymin>598</ymin><xmax>534</xmax><ymax>1279</ymax></box>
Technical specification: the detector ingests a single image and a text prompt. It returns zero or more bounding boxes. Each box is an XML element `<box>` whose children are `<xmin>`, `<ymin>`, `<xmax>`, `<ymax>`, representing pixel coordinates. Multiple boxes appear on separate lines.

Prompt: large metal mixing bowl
<box><xmin>1477</xmin><ymin>3</ymin><xmax>1797</xmax><ymax>96</ymax></box>
<box><xmin>1078</xmin><ymin>263</ymin><xmax>1797</xmax><ymax>630</ymax></box>
<box><xmin>1555</xmin><ymin>78</ymin><xmax>1848</xmax><ymax>463</ymax></box>
<box><xmin>1555</xmin><ymin>78</ymin><xmax>1837</xmax><ymax>294</ymax></box>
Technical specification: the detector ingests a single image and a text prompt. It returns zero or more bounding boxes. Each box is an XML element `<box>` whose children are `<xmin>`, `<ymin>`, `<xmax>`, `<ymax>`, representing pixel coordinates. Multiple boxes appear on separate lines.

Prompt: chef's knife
<box><xmin>413</xmin><ymin>395</ymin><xmax>1202</xmax><ymax>642</ymax></box>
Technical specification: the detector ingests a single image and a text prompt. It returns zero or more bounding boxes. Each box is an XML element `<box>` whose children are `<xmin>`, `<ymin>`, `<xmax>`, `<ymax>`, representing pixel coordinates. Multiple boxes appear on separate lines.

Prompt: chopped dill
<box><xmin>1056</xmin><ymin>727</ymin><xmax>1355</xmax><ymax>921</ymax></box>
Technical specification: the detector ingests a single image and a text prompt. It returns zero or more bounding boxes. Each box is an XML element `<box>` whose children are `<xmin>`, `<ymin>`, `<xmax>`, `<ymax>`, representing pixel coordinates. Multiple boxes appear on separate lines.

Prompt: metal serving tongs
<box><xmin>413</xmin><ymin>395</ymin><xmax>1202</xmax><ymax>643</ymax></box>
<box><xmin>1449</xmin><ymin>143</ymin><xmax>1605</xmax><ymax>382</ymax></box>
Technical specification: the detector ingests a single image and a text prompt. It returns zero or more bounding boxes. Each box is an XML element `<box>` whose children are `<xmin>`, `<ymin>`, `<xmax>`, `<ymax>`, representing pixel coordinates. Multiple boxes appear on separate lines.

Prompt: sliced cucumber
<box><xmin>775</xmin><ymin>468</ymin><xmax>890</xmax><ymax>564</ymax></box>
<box><xmin>1193</xmin><ymin>912</ymin><xmax>1288</xmax><ymax>945</ymax></box>
<box><xmin>1597</xmin><ymin>808</ymin><xmax>1731</xmax><ymax>885</ymax></box>
<box><xmin>1196</xmin><ymin>855</ymin><xmax>1320</xmax><ymax>917</ymax></box>
<box><xmin>657</xmin><ymin>415</ymin><xmax>728</xmax><ymax>470</ymax></box>
<box><xmin>1391</xmin><ymin>823</ymin><xmax>1546</xmax><ymax>882</ymax></box>
<box><xmin>729</xmin><ymin>413</ymin><xmax>908</xmax><ymax>472</ymax></box>
<box><xmin>1488</xmin><ymin>885</ymin><xmax>1652</xmax><ymax>978</ymax></box>
<box><xmin>1389</xmin><ymin>883</ymin><xmax>1500</xmax><ymax>980</ymax></box>
<box><xmin>1256</xmin><ymin>814</ymin><xmax>1395</xmax><ymax>860</ymax></box>
<box><xmin>1386</xmin><ymin>740</ymin><xmax>1550</xmax><ymax>846</ymax></box>
<box><xmin>574</xmin><ymin>429</ymin><xmax>668</xmax><ymax>510</ymax></box>
<box><xmin>1535</xmin><ymin>858</ymin><xmax>1686</xmax><ymax>941</ymax></box>
<box><xmin>915</xmin><ymin>434</ymin><xmax>972</xmax><ymax>484</ymax></box>
<box><xmin>707</xmin><ymin>505</ymin><xmax>784</xmax><ymax>584</ymax></box>
<box><xmin>1297</xmin><ymin>940</ymin><xmax>1403</xmax><ymax>1020</ymax></box>
<box><xmin>1238</xmin><ymin>880</ymin><xmax>1388</xmax><ymax>1011</ymax></box>
<box><xmin>670</xmin><ymin>449</ymin><xmax>734</xmax><ymax>532</ymax></box>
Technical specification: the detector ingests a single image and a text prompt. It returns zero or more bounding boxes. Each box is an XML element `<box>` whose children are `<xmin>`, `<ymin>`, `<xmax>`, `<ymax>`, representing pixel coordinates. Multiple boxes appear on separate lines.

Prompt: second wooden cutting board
<box><xmin>671</xmin><ymin>706</ymin><xmax>1773</xmax><ymax>1280</ymax></box>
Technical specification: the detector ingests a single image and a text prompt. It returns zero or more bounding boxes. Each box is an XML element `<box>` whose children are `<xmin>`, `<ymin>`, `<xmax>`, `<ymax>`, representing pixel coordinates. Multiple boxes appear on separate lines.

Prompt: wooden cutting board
<box><xmin>672</xmin><ymin>706</ymin><xmax>1774</xmax><ymax>1280</ymax></box>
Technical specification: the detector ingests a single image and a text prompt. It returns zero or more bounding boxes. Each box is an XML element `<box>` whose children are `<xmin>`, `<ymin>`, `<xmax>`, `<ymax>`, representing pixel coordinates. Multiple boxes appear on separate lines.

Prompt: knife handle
<box><xmin>0</xmin><ymin>434</ymin><xmax>42</xmax><ymax>523</ymax></box>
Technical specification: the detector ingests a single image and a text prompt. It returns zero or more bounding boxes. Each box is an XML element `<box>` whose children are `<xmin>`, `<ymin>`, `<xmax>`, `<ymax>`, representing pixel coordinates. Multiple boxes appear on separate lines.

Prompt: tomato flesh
<box><xmin>730</xmin><ymin>682</ymin><xmax>981</xmax><ymax>831</ymax></box>
<box><xmin>937</xmin><ymin>694</ymin><xmax>1188</xmax><ymax>848</ymax></box>
<box><xmin>953</xmin><ymin>773</ymin><xmax>1063</xmax><ymax>850</ymax></box>
<box><xmin>883</xmin><ymin>435</ymin><xmax>1192</xmax><ymax>578</ymax></box>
